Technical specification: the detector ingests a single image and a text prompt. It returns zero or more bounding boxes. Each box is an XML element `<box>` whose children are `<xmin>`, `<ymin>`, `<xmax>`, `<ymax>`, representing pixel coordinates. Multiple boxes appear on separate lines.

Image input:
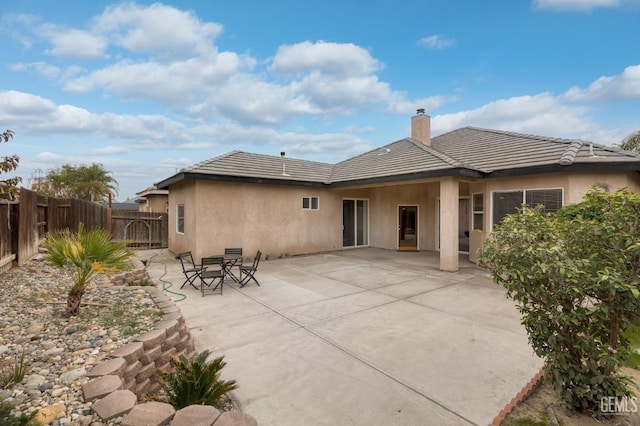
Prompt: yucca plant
<box><xmin>44</xmin><ymin>223</ymin><xmax>132</xmax><ymax>316</ymax></box>
<box><xmin>150</xmin><ymin>350</ymin><xmax>238</xmax><ymax>410</ymax></box>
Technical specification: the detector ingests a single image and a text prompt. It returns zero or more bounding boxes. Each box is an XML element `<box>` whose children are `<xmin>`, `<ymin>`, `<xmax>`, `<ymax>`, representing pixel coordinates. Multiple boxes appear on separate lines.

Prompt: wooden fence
<box><xmin>0</xmin><ymin>188</ymin><xmax>168</xmax><ymax>270</ymax></box>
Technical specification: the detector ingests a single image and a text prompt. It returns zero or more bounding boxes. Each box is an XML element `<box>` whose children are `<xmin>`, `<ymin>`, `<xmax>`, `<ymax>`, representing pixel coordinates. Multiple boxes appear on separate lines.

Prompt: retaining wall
<box><xmin>83</xmin><ymin>260</ymin><xmax>257</xmax><ymax>426</ymax></box>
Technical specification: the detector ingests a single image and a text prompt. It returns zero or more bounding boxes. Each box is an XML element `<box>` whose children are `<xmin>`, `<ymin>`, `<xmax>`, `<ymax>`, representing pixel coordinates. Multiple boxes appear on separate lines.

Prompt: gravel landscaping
<box><xmin>0</xmin><ymin>256</ymin><xmax>163</xmax><ymax>425</ymax></box>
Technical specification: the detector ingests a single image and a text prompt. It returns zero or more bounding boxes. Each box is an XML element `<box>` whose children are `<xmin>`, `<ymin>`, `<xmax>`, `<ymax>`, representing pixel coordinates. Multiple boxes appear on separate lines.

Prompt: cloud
<box><xmin>564</xmin><ymin>64</ymin><xmax>640</xmax><ymax>102</ymax></box>
<box><xmin>93</xmin><ymin>2</ymin><xmax>222</xmax><ymax>56</ymax></box>
<box><xmin>64</xmin><ymin>52</ymin><xmax>244</xmax><ymax>103</ymax></box>
<box><xmin>44</xmin><ymin>28</ymin><xmax>108</xmax><ymax>59</ymax></box>
<box><xmin>531</xmin><ymin>0</ymin><xmax>640</xmax><ymax>11</ymax></box>
<box><xmin>432</xmin><ymin>93</ymin><xmax>596</xmax><ymax>137</ymax></box>
<box><xmin>86</xmin><ymin>145</ymin><xmax>129</xmax><ymax>155</ymax></box>
<box><xmin>386</xmin><ymin>95</ymin><xmax>451</xmax><ymax>115</ymax></box>
<box><xmin>8</xmin><ymin>6</ymin><xmax>440</xmax><ymax>125</ymax></box>
<box><xmin>191</xmin><ymin>121</ymin><xmax>372</xmax><ymax>160</ymax></box>
<box><xmin>10</xmin><ymin>62</ymin><xmax>61</xmax><ymax>79</ymax></box>
<box><xmin>417</xmin><ymin>35</ymin><xmax>456</xmax><ymax>49</ymax></box>
<box><xmin>0</xmin><ymin>90</ymin><xmax>190</xmax><ymax>143</ymax></box>
<box><xmin>271</xmin><ymin>41</ymin><xmax>382</xmax><ymax>77</ymax></box>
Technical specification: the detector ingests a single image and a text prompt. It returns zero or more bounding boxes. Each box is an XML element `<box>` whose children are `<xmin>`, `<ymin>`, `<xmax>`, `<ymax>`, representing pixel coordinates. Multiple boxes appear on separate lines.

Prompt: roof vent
<box><xmin>280</xmin><ymin>151</ymin><xmax>290</xmax><ymax>176</ymax></box>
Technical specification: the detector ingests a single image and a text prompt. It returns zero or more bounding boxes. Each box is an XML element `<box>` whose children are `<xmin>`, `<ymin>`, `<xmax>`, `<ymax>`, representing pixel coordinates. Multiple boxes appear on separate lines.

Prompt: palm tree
<box><xmin>44</xmin><ymin>223</ymin><xmax>132</xmax><ymax>315</ymax></box>
<box><xmin>620</xmin><ymin>130</ymin><xmax>640</xmax><ymax>153</ymax></box>
<box><xmin>73</xmin><ymin>164</ymin><xmax>119</xmax><ymax>202</ymax></box>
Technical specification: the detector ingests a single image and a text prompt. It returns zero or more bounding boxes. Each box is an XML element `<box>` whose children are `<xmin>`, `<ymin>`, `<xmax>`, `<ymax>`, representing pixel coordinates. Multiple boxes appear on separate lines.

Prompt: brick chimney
<box><xmin>411</xmin><ymin>108</ymin><xmax>431</xmax><ymax>146</ymax></box>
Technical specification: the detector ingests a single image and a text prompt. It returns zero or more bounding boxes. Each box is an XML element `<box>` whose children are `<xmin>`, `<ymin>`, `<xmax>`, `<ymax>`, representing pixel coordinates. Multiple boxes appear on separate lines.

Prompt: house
<box><xmin>155</xmin><ymin>111</ymin><xmax>640</xmax><ymax>271</ymax></box>
<box><xmin>135</xmin><ymin>187</ymin><xmax>169</xmax><ymax>213</ymax></box>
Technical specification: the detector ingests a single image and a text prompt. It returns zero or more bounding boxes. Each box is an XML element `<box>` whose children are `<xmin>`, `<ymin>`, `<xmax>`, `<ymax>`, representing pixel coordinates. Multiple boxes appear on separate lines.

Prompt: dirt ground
<box><xmin>503</xmin><ymin>368</ymin><xmax>640</xmax><ymax>426</ymax></box>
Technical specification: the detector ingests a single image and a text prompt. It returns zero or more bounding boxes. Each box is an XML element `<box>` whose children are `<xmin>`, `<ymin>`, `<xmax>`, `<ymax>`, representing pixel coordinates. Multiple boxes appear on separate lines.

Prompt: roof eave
<box><xmin>159</xmin><ymin>172</ymin><xmax>329</xmax><ymax>188</ymax></box>
<box><xmin>486</xmin><ymin>162</ymin><xmax>640</xmax><ymax>178</ymax></box>
<box><xmin>329</xmin><ymin>168</ymin><xmax>484</xmax><ymax>188</ymax></box>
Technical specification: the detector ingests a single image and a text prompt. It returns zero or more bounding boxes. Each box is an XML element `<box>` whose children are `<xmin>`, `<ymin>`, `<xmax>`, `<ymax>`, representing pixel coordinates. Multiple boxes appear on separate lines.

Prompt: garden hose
<box><xmin>146</xmin><ymin>249</ymin><xmax>187</xmax><ymax>302</ymax></box>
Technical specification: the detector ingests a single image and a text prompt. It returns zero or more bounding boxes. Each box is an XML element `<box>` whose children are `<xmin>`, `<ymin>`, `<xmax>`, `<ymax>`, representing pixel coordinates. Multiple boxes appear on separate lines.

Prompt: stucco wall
<box><xmin>166</xmin><ymin>170</ymin><xmax>640</xmax><ymax>268</ymax></box>
<box><xmin>167</xmin><ymin>180</ymin><xmax>199</xmax><ymax>257</ymax></box>
<box><xmin>467</xmin><ymin>171</ymin><xmax>640</xmax><ymax>262</ymax></box>
<box><xmin>168</xmin><ymin>181</ymin><xmax>343</xmax><ymax>262</ymax></box>
<box><xmin>364</xmin><ymin>182</ymin><xmax>438</xmax><ymax>251</ymax></box>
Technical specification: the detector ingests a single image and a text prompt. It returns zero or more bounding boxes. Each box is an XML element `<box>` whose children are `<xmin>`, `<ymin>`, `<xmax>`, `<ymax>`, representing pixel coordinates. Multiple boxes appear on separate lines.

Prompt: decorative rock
<box><xmin>24</xmin><ymin>374</ymin><xmax>47</xmax><ymax>390</ymax></box>
<box><xmin>51</xmin><ymin>387</ymin><xmax>65</xmax><ymax>398</ymax></box>
<box><xmin>60</xmin><ymin>368</ymin><xmax>87</xmax><ymax>384</ymax></box>
<box><xmin>34</xmin><ymin>401</ymin><xmax>67</xmax><ymax>424</ymax></box>
<box><xmin>64</xmin><ymin>325</ymin><xmax>79</xmax><ymax>334</ymax></box>
<box><xmin>122</xmin><ymin>401</ymin><xmax>175</xmax><ymax>426</ymax></box>
<box><xmin>91</xmin><ymin>389</ymin><xmax>137</xmax><ymax>421</ymax></box>
<box><xmin>26</xmin><ymin>323</ymin><xmax>45</xmax><ymax>334</ymax></box>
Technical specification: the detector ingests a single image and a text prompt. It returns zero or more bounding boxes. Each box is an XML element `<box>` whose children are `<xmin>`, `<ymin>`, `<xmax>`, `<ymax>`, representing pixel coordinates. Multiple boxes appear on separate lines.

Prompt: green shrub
<box><xmin>0</xmin><ymin>396</ymin><xmax>38</xmax><ymax>425</ymax></box>
<box><xmin>479</xmin><ymin>187</ymin><xmax>640</xmax><ymax>415</ymax></box>
<box><xmin>149</xmin><ymin>350</ymin><xmax>238</xmax><ymax>410</ymax></box>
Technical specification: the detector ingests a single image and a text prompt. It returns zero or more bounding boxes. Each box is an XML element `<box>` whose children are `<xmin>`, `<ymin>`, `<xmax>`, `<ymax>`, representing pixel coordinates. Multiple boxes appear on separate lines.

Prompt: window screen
<box><xmin>492</xmin><ymin>191</ymin><xmax>523</xmax><ymax>225</ymax></box>
<box><xmin>525</xmin><ymin>189</ymin><xmax>563</xmax><ymax>213</ymax></box>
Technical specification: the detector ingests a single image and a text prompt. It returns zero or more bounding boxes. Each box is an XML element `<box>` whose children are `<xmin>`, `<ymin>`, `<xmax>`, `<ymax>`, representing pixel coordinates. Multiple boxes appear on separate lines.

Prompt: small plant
<box><xmin>148</xmin><ymin>350</ymin><xmax>238</xmax><ymax>410</ymax></box>
<box><xmin>1</xmin><ymin>349</ymin><xmax>27</xmax><ymax>388</ymax></box>
<box><xmin>44</xmin><ymin>223</ymin><xmax>132</xmax><ymax>315</ymax></box>
<box><xmin>0</xmin><ymin>396</ymin><xmax>37</xmax><ymax>425</ymax></box>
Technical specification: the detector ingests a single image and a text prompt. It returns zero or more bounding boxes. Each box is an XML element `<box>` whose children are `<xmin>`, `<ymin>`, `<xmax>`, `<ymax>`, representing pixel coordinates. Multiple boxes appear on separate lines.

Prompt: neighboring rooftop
<box><xmin>155</xmin><ymin>126</ymin><xmax>640</xmax><ymax>189</ymax></box>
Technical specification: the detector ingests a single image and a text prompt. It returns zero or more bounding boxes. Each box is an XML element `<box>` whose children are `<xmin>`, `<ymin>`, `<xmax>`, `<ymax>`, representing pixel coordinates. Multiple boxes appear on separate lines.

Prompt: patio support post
<box><xmin>440</xmin><ymin>176</ymin><xmax>459</xmax><ymax>272</ymax></box>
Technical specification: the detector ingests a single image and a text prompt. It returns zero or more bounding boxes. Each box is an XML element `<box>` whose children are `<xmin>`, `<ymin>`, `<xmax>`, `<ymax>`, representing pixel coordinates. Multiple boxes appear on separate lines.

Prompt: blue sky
<box><xmin>1</xmin><ymin>0</ymin><xmax>639</xmax><ymax>201</ymax></box>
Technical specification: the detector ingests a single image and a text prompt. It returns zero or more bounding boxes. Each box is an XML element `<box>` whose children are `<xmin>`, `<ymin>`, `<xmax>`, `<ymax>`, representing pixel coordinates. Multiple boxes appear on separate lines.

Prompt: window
<box><xmin>472</xmin><ymin>193</ymin><xmax>484</xmax><ymax>231</ymax></box>
<box><xmin>525</xmin><ymin>189</ymin><xmax>563</xmax><ymax>214</ymax></box>
<box><xmin>492</xmin><ymin>188</ymin><xmax>563</xmax><ymax>227</ymax></box>
<box><xmin>176</xmin><ymin>204</ymin><xmax>185</xmax><ymax>234</ymax></box>
<box><xmin>302</xmin><ymin>196</ymin><xmax>319</xmax><ymax>210</ymax></box>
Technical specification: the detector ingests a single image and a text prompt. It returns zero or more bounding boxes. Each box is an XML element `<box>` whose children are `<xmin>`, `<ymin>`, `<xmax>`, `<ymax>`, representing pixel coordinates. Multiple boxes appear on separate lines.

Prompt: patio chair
<box><xmin>224</xmin><ymin>247</ymin><xmax>243</xmax><ymax>282</ymax></box>
<box><xmin>200</xmin><ymin>256</ymin><xmax>225</xmax><ymax>296</ymax></box>
<box><xmin>239</xmin><ymin>250</ymin><xmax>262</xmax><ymax>288</ymax></box>
<box><xmin>178</xmin><ymin>251</ymin><xmax>200</xmax><ymax>290</ymax></box>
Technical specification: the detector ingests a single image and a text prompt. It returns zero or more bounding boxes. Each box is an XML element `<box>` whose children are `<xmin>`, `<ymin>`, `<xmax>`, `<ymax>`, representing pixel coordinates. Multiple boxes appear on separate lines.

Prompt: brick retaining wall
<box><xmin>83</xmin><ymin>259</ymin><xmax>257</xmax><ymax>426</ymax></box>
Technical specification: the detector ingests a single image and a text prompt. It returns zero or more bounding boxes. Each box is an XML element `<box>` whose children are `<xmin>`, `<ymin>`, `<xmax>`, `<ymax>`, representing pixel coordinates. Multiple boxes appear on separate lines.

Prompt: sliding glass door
<box><xmin>343</xmin><ymin>199</ymin><xmax>369</xmax><ymax>248</ymax></box>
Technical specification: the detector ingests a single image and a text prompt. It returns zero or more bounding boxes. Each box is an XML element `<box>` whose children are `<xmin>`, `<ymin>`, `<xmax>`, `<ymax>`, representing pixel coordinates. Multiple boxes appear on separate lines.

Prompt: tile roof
<box><xmin>180</xmin><ymin>150</ymin><xmax>334</xmax><ymax>183</ymax></box>
<box><xmin>156</xmin><ymin>127</ymin><xmax>640</xmax><ymax>188</ymax></box>
<box><xmin>431</xmin><ymin>127</ymin><xmax>640</xmax><ymax>172</ymax></box>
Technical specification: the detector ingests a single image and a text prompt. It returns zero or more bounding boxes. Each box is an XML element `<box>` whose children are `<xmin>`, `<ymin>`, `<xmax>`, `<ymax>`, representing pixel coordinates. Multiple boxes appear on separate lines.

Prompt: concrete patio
<box><xmin>140</xmin><ymin>248</ymin><xmax>542</xmax><ymax>426</ymax></box>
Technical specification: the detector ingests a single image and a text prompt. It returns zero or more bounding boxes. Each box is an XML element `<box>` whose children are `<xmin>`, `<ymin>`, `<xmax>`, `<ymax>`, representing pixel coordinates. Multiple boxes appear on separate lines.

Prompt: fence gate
<box><xmin>111</xmin><ymin>211</ymin><xmax>168</xmax><ymax>248</ymax></box>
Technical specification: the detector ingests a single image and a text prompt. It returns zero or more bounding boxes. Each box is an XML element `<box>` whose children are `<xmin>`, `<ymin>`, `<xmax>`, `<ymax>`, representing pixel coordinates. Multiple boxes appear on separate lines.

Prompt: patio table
<box><xmin>209</xmin><ymin>254</ymin><xmax>243</xmax><ymax>283</ymax></box>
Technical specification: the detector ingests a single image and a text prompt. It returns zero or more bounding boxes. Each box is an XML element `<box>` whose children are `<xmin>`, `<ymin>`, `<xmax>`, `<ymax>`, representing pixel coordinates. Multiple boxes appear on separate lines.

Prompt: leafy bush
<box><xmin>479</xmin><ymin>187</ymin><xmax>640</xmax><ymax>414</ymax></box>
<box><xmin>149</xmin><ymin>350</ymin><xmax>238</xmax><ymax>410</ymax></box>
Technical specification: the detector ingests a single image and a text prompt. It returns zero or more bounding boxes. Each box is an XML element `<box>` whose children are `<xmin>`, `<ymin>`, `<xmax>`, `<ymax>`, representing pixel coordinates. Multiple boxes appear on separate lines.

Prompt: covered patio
<box><xmin>141</xmin><ymin>248</ymin><xmax>542</xmax><ymax>426</ymax></box>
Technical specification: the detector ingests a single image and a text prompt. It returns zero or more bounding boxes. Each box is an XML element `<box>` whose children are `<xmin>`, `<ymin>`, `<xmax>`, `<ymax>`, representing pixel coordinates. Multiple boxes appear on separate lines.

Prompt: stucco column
<box><xmin>440</xmin><ymin>176</ymin><xmax>459</xmax><ymax>272</ymax></box>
